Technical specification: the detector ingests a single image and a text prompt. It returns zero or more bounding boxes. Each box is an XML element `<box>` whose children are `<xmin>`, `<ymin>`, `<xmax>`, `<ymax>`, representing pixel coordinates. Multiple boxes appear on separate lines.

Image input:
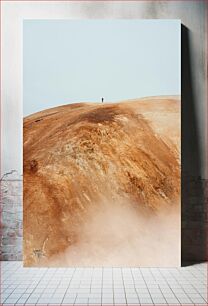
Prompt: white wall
<box><xmin>1</xmin><ymin>1</ymin><xmax>207</xmax><ymax>178</ymax></box>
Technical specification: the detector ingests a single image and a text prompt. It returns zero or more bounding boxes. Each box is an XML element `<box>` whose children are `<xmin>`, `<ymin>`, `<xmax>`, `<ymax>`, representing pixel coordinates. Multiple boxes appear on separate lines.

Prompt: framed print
<box><xmin>23</xmin><ymin>19</ymin><xmax>181</xmax><ymax>267</ymax></box>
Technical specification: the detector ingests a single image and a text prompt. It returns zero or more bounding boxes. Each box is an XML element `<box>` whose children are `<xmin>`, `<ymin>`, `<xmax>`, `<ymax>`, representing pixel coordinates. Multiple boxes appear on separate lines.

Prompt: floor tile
<box><xmin>0</xmin><ymin>261</ymin><xmax>207</xmax><ymax>305</ymax></box>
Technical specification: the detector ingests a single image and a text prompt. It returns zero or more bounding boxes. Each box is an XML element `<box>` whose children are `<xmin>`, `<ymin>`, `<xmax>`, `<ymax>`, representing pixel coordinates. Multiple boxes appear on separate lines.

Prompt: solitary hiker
<box><xmin>102</xmin><ymin>97</ymin><xmax>104</xmax><ymax>103</ymax></box>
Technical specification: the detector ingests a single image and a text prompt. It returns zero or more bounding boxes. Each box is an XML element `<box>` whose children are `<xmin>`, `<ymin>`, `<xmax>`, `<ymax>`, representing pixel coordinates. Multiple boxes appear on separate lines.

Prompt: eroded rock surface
<box><xmin>23</xmin><ymin>97</ymin><xmax>181</xmax><ymax>266</ymax></box>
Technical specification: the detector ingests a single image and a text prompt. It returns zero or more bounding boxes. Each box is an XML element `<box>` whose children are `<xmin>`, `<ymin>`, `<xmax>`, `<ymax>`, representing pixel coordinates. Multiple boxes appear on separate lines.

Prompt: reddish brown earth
<box><xmin>23</xmin><ymin>96</ymin><xmax>181</xmax><ymax>266</ymax></box>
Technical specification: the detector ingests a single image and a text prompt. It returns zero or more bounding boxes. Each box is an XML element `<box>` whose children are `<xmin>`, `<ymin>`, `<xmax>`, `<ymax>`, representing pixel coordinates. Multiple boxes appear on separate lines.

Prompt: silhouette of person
<box><xmin>102</xmin><ymin>97</ymin><xmax>104</xmax><ymax>103</ymax></box>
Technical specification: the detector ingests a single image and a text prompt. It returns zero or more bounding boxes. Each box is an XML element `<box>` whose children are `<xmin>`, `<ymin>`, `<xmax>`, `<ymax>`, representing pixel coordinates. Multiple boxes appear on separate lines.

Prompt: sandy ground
<box><xmin>23</xmin><ymin>96</ymin><xmax>181</xmax><ymax>267</ymax></box>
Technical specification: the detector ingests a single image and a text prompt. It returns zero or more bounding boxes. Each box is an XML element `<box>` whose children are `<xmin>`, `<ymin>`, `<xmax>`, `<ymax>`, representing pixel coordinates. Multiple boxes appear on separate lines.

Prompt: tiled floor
<box><xmin>0</xmin><ymin>262</ymin><xmax>207</xmax><ymax>305</ymax></box>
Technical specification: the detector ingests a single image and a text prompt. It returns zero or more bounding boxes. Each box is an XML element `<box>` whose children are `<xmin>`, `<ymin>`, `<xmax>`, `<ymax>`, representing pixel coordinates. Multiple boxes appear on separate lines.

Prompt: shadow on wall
<box><xmin>181</xmin><ymin>25</ymin><xmax>207</xmax><ymax>265</ymax></box>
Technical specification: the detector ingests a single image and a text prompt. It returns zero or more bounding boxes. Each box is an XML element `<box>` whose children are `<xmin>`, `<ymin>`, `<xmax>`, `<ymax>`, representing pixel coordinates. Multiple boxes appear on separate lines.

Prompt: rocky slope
<box><xmin>23</xmin><ymin>96</ymin><xmax>181</xmax><ymax>266</ymax></box>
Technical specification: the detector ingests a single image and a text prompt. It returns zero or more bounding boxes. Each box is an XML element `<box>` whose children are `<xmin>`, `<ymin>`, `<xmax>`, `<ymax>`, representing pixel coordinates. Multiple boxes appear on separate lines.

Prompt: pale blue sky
<box><xmin>23</xmin><ymin>20</ymin><xmax>180</xmax><ymax>116</ymax></box>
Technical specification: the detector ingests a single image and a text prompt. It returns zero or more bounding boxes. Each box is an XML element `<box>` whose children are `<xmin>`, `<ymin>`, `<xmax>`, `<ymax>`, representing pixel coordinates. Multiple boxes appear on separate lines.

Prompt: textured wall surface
<box><xmin>0</xmin><ymin>172</ymin><xmax>22</xmax><ymax>260</ymax></box>
<box><xmin>0</xmin><ymin>1</ymin><xmax>207</xmax><ymax>263</ymax></box>
<box><xmin>182</xmin><ymin>177</ymin><xmax>208</xmax><ymax>263</ymax></box>
<box><xmin>1</xmin><ymin>174</ymin><xmax>207</xmax><ymax>263</ymax></box>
